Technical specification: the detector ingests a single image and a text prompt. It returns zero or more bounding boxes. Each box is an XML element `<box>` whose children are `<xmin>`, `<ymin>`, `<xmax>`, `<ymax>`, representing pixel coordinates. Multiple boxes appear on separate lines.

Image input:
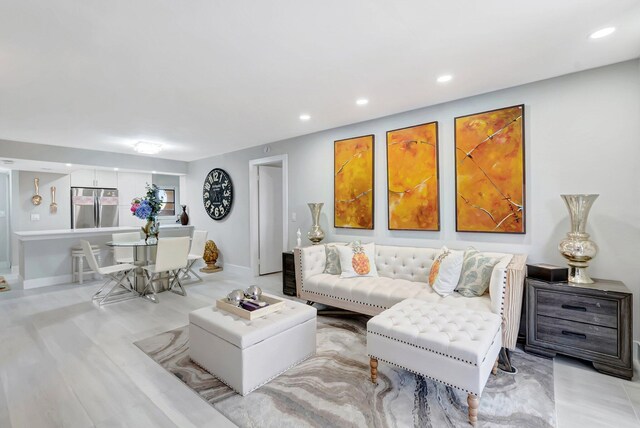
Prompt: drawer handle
<box><xmin>562</xmin><ymin>330</ymin><xmax>587</xmax><ymax>340</ymax></box>
<box><xmin>561</xmin><ymin>304</ymin><xmax>587</xmax><ymax>312</ymax></box>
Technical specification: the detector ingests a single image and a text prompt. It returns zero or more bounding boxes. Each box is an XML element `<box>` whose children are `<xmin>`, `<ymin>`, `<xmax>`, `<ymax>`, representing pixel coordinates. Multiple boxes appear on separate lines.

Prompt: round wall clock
<box><xmin>203</xmin><ymin>168</ymin><xmax>233</xmax><ymax>220</ymax></box>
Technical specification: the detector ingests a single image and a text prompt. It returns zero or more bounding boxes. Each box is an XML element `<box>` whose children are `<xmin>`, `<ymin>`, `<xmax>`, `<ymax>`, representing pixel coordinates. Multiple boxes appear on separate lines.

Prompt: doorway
<box><xmin>0</xmin><ymin>171</ymin><xmax>10</xmax><ymax>275</ymax></box>
<box><xmin>249</xmin><ymin>155</ymin><xmax>288</xmax><ymax>277</ymax></box>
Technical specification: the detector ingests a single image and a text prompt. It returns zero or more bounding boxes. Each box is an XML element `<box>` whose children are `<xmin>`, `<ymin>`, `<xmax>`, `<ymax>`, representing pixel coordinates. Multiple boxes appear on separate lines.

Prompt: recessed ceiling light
<box><xmin>299</xmin><ymin>114</ymin><xmax>311</xmax><ymax>121</ymax></box>
<box><xmin>589</xmin><ymin>27</ymin><xmax>616</xmax><ymax>39</ymax></box>
<box><xmin>65</xmin><ymin>163</ymin><xmax>72</xmax><ymax>167</ymax></box>
<box><xmin>437</xmin><ymin>74</ymin><xmax>453</xmax><ymax>83</ymax></box>
<box><xmin>356</xmin><ymin>98</ymin><xmax>369</xmax><ymax>106</ymax></box>
<box><xmin>135</xmin><ymin>141</ymin><xmax>163</xmax><ymax>155</ymax></box>
<box><xmin>152</xmin><ymin>171</ymin><xmax>157</xmax><ymax>174</ymax></box>
<box><xmin>113</xmin><ymin>168</ymin><xmax>119</xmax><ymax>171</ymax></box>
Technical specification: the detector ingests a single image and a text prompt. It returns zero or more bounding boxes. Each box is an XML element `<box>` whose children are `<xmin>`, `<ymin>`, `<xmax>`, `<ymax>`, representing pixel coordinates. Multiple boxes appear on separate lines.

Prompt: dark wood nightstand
<box><xmin>525</xmin><ymin>278</ymin><xmax>633</xmax><ymax>379</ymax></box>
<box><xmin>282</xmin><ymin>252</ymin><xmax>296</xmax><ymax>296</ymax></box>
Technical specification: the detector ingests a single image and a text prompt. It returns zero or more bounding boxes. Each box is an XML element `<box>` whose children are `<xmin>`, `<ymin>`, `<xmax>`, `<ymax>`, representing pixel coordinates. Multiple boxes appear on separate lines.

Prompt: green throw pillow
<box><xmin>324</xmin><ymin>244</ymin><xmax>343</xmax><ymax>275</ymax></box>
<box><xmin>455</xmin><ymin>247</ymin><xmax>501</xmax><ymax>297</ymax></box>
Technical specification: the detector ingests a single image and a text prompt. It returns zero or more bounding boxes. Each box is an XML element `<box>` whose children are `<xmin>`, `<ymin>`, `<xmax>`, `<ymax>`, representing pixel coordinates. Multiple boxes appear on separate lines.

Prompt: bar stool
<box><xmin>72</xmin><ymin>244</ymin><xmax>101</xmax><ymax>284</ymax></box>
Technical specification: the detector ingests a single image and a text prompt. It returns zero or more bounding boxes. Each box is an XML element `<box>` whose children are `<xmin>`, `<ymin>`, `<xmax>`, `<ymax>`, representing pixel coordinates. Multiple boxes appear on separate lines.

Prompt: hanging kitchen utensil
<box><xmin>31</xmin><ymin>178</ymin><xmax>42</xmax><ymax>206</ymax></box>
<box><xmin>50</xmin><ymin>186</ymin><xmax>57</xmax><ymax>214</ymax></box>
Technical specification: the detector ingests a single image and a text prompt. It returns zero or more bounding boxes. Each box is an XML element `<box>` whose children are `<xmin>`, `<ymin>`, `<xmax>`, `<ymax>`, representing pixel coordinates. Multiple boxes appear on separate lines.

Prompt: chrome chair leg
<box><xmin>180</xmin><ymin>260</ymin><xmax>203</xmax><ymax>282</ymax></box>
<box><xmin>169</xmin><ymin>269</ymin><xmax>187</xmax><ymax>296</ymax></box>
<box><xmin>95</xmin><ymin>271</ymin><xmax>138</xmax><ymax>306</ymax></box>
<box><xmin>141</xmin><ymin>271</ymin><xmax>159</xmax><ymax>304</ymax></box>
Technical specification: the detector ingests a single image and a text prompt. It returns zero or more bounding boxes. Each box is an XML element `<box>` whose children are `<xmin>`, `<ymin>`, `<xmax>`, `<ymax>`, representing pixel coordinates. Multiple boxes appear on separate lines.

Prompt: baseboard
<box><xmin>223</xmin><ymin>263</ymin><xmax>252</xmax><ymax>278</ymax></box>
<box><xmin>22</xmin><ymin>273</ymin><xmax>74</xmax><ymax>289</ymax></box>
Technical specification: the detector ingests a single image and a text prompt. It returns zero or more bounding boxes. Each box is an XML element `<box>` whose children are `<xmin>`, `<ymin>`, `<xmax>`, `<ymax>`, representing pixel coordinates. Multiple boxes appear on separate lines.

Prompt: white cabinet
<box><xmin>95</xmin><ymin>170</ymin><xmax>118</xmax><ymax>188</ymax></box>
<box><xmin>117</xmin><ymin>172</ymin><xmax>152</xmax><ymax>204</ymax></box>
<box><xmin>70</xmin><ymin>169</ymin><xmax>118</xmax><ymax>188</ymax></box>
<box><xmin>70</xmin><ymin>169</ymin><xmax>96</xmax><ymax>187</ymax></box>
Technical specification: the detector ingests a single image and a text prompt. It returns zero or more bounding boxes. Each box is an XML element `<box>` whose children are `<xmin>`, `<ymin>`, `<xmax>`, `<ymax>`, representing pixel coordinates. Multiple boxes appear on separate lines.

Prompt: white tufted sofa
<box><xmin>294</xmin><ymin>243</ymin><xmax>526</xmax><ymax>351</ymax></box>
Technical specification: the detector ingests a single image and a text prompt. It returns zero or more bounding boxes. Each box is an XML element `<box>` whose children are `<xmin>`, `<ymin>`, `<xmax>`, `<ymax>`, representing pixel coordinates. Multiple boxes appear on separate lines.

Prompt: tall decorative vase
<box><xmin>307</xmin><ymin>203</ymin><xmax>325</xmax><ymax>245</ymax></box>
<box><xmin>558</xmin><ymin>194</ymin><xmax>599</xmax><ymax>284</ymax></box>
<box><xmin>180</xmin><ymin>205</ymin><xmax>189</xmax><ymax>225</ymax></box>
<box><xmin>142</xmin><ymin>218</ymin><xmax>160</xmax><ymax>243</ymax></box>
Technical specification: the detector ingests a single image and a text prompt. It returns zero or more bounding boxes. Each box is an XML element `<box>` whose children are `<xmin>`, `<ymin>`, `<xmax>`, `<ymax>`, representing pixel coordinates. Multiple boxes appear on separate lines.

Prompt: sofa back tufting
<box><xmin>374</xmin><ymin>245</ymin><xmax>438</xmax><ymax>283</ymax></box>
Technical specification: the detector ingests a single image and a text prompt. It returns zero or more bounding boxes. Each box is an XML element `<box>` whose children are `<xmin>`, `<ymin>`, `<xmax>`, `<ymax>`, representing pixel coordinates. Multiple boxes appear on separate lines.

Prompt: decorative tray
<box><xmin>216</xmin><ymin>294</ymin><xmax>285</xmax><ymax>320</ymax></box>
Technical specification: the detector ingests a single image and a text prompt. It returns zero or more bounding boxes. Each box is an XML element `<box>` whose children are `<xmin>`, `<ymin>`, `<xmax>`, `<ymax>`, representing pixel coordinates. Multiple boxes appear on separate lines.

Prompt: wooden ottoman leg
<box><xmin>467</xmin><ymin>394</ymin><xmax>479</xmax><ymax>426</ymax></box>
<box><xmin>492</xmin><ymin>357</ymin><xmax>499</xmax><ymax>375</ymax></box>
<box><xmin>370</xmin><ymin>357</ymin><xmax>378</xmax><ymax>384</ymax></box>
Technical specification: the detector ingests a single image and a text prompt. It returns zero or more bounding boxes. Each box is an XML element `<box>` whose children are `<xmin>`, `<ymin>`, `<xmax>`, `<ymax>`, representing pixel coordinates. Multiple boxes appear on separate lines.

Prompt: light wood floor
<box><xmin>1</xmin><ymin>271</ymin><xmax>639</xmax><ymax>427</ymax></box>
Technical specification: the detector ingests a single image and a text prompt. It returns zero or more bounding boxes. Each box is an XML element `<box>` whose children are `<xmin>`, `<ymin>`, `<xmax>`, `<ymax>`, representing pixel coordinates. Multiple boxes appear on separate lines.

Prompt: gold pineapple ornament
<box><xmin>201</xmin><ymin>240</ymin><xmax>222</xmax><ymax>273</ymax></box>
<box><xmin>351</xmin><ymin>241</ymin><xmax>370</xmax><ymax>275</ymax></box>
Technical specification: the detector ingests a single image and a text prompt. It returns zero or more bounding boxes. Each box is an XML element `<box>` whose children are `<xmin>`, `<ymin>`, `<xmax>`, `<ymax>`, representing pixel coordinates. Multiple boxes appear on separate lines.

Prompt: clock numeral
<box><xmin>223</xmin><ymin>190</ymin><xmax>230</xmax><ymax>197</ymax></box>
<box><xmin>214</xmin><ymin>207</ymin><xmax>220</xmax><ymax>217</ymax></box>
<box><xmin>208</xmin><ymin>175</ymin><xmax>213</xmax><ymax>184</ymax></box>
<box><xmin>219</xmin><ymin>206</ymin><xmax>225</xmax><ymax>215</ymax></box>
<box><xmin>204</xmin><ymin>182</ymin><xmax>211</xmax><ymax>191</ymax></box>
<box><xmin>213</xmin><ymin>171</ymin><xmax>219</xmax><ymax>181</ymax></box>
<box><xmin>205</xmin><ymin>200</ymin><xmax>211</xmax><ymax>208</ymax></box>
<box><xmin>223</xmin><ymin>199</ymin><xmax>229</xmax><ymax>207</ymax></box>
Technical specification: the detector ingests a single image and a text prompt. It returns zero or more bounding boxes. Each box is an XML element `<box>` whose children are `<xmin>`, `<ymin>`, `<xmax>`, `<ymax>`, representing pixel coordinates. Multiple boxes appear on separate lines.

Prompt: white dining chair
<box><xmin>112</xmin><ymin>232</ymin><xmax>141</xmax><ymax>264</ymax></box>
<box><xmin>181</xmin><ymin>230</ymin><xmax>208</xmax><ymax>282</ymax></box>
<box><xmin>81</xmin><ymin>240</ymin><xmax>136</xmax><ymax>306</ymax></box>
<box><xmin>142</xmin><ymin>237</ymin><xmax>190</xmax><ymax>303</ymax></box>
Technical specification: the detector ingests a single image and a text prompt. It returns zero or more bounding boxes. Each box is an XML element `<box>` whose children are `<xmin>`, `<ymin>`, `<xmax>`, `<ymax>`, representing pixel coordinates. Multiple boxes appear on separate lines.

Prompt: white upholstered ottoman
<box><xmin>189</xmin><ymin>296</ymin><xmax>317</xmax><ymax>396</ymax></box>
<box><xmin>367</xmin><ymin>298</ymin><xmax>501</xmax><ymax>425</ymax></box>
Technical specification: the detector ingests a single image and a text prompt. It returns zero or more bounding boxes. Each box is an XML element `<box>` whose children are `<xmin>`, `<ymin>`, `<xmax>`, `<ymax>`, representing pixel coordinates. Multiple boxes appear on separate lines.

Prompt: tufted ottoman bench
<box><xmin>189</xmin><ymin>296</ymin><xmax>317</xmax><ymax>395</ymax></box>
<box><xmin>367</xmin><ymin>298</ymin><xmax>501</xmax><ymax>425</ymax></box>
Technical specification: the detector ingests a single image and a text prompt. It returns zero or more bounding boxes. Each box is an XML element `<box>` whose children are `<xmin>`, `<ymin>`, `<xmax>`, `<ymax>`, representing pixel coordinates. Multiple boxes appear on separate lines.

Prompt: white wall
<box><xmin>16</xmin><ymin>171</ymin><xmax>71</xmax><ymax>232</ymax></box>
<box><xmin>188</xmin><ymin>60</ymin><xmax>640</xmax><ymax>334</ymax></box>
<box><xmin>0</xmin><ymin>172</ymin><xmax>9</xmax><ymax>268</ymax></box>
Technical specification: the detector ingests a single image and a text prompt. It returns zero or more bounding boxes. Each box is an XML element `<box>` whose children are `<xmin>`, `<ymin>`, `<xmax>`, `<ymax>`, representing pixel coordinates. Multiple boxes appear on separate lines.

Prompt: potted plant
<box><xmin>131</xmin><ymin>184</ymin><xmax>163</xmax><ymax>242</ymax></box>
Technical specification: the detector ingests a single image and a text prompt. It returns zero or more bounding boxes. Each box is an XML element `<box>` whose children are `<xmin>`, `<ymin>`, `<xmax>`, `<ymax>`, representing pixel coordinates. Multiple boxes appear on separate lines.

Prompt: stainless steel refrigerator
<box><xmin>71</xmin><ymin>187</ymin><xmax>119</xmax><ymax>229</ymax></box>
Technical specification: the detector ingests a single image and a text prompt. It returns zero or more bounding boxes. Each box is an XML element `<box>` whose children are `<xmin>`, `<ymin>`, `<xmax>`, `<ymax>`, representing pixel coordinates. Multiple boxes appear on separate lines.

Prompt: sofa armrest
<box><xmin>294</xmin><ymin>245</ymin><xmax>326</xmax><ymax>297</ymax></box>
<box><xmin>502</xmin><ymin>254</ymin><xmax>527</xmax><ymax>350</ymax></box>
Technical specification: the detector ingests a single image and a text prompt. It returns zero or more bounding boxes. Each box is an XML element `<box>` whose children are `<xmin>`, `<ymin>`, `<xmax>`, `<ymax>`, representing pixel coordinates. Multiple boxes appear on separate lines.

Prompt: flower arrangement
<box><xmin>131</xmin><ymin>184</ymin><xmax>162</xmax><ymax>221</ymax></box>
<box><xmin>131</xmin><ymin>184</ymin><xmax>163</xmax><ymax>242</ymax></box>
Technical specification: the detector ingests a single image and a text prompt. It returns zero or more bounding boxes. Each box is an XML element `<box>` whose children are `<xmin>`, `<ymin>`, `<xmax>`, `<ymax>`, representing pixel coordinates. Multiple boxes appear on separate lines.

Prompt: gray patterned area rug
<box><xmin>134</xmin><ymin>316</ymin><xmax>556</xmax><ymax>428</ymax></box>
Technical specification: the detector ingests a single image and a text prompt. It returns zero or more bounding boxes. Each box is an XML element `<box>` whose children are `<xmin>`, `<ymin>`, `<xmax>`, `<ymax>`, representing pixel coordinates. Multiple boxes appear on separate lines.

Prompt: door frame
<box><xmin>249</xmin><ymin>154</ymin><xmax>288</xmax><ymax>277</ymax></box>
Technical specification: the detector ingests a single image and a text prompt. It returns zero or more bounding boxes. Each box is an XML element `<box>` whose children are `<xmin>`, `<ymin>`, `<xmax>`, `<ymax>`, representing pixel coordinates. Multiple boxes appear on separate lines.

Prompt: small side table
<box><xmin>525</xmin><ymin>277</ymin><xmax>633</xmax><ymax>380</ymax></box>
<box><xmin>282</xmin><ymin>251</ymin><xmax>296</xmax><ymax>296</ymax></box>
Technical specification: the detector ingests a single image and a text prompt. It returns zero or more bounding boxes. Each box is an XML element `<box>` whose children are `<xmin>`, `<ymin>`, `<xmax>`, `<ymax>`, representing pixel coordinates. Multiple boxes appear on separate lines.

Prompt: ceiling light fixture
<box><xmin>437</xmin><ymin>74</ymin><xmax>453</xmax><ymax>83</ymax></box>
<box><xmin>152</xmin><ymin>171</ymin><xmax>157</xmax><ymax>174</ymax></box>
<box><xmin>356</xmin><ymin>98</ymin><xmax>369</xmax><ymax>106</ymax></box>
<box><xmin>135</xmin><ymin>141</ymin><xmax>163</xmax><ymax>155</ymax></box>
<box><xmin>589</xmin><ymin>27</ymin><xmax>616</xmax><ymax>39</ymax></box>
<box><xmin>113</xmin><ymin>168</ymin><xmax>119</xmax><ymax>171</ymax></box>
<box><xmin>66</xmin><ymin>163</ymin><xmax>72</xmax><ymax>167</ymax></box>
<box><xmin>299</xmin><ymin>114</ymin><xmax>311</xmax><ymax>121</ymax></box>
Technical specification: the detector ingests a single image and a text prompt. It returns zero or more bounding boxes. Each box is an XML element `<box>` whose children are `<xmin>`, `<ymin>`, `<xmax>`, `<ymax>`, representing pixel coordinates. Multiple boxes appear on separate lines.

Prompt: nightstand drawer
<box><xmin>536</xmin><ymin>289</ymin><xmax>617</xmax><ymax>328</ymax></box>
<box><xmin>536</xmin><ymin>315</ymin><xmax>618</xmax><ymax>356</ymax></box>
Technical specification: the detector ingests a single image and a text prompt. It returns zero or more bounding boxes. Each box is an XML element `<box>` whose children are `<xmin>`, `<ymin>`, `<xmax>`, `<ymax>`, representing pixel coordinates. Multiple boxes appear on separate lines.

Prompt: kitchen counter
<box><xmin>14</xmin><ymin>224</ymin><xmax>193</xmax><ymax>241</ymax></box>
<box><xmin>15</xmin><ymin>224</ymin><xmax>194</xmax><ymax>289</ymax></box>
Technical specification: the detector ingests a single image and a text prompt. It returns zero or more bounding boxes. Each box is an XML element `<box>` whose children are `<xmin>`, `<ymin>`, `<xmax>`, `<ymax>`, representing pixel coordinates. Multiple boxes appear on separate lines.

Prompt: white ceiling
<box><xmin>0</xmin><ymin>1</ymin><xmax>639</xmax><ymax>162</ymax></box>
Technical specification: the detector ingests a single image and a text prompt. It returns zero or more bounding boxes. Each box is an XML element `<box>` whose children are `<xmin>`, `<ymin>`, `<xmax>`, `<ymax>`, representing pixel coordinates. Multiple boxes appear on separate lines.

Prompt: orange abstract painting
<box><xmin>387</xmin><ymin>122</ymin><xmax>439</xmax><ymax>230</ymax></box>
<box><xmin>334</xmin><ymin>135</ymin><xmax>374</xmax><ymax>229</ymax></box>
<box><xmin>455</xmin><ymin>105</ymin><xmax>525</xmax><ymax>233</ymax></box>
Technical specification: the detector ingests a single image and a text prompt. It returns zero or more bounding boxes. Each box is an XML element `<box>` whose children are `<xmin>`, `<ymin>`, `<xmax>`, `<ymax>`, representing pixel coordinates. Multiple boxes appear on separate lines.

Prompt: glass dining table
<box><xmin>106</xmin><ymin>239</ymin><xmax>158</xmax><ymax>301</ymax></box>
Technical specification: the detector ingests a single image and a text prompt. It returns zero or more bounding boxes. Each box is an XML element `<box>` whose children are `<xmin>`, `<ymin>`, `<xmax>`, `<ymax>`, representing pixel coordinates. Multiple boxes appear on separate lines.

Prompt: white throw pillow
<box><xmin>336</xmin><ymin>241</ymin><xmax>379</xmax><ymax>278</ymax></box>
<box><xmin>428</xmin><ymin>246</ymin><xmax>464</xmax><ymax>296</ymax></box>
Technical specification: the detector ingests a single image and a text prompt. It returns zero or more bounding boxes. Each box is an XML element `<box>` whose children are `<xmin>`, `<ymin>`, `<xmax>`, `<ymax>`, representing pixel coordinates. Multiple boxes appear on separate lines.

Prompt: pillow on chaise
<box><xmin>428</xmin><ymin>246</ymin><xmax>464</xmax><ymax>296</ymax></box>
<box><xmin>456</xmin><ymin>247</ymin><xmax>501</xmax><ymax>297</ymax></box>
<box><xmin>323</xmin><ymin>243</ymin><xmax>344</xmax><ymax>275</ymax></box>
<box><xmin>336</xmin><ymin>241</ymin><xmax>379</xmax><ymax>278</ymax></box>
